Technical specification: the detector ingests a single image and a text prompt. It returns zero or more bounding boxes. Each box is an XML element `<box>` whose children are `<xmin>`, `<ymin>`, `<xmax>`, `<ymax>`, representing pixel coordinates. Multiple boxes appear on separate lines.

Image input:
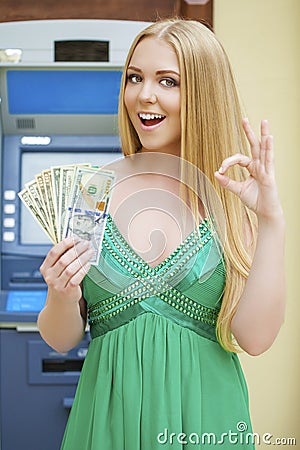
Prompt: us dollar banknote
<box><xmin>18</xmin><ymin>188</ymin><xmax>55</xmax><ymax>243</ymax></box>
<box><xmin>63</xmin><ymin>167</ymin><xmax>115</xmax><ymax>265</ymax></box>
<box><xmin>18</xmin><ymin>164</ymin><xmax>115</xmax><ymax>265</ymax></box>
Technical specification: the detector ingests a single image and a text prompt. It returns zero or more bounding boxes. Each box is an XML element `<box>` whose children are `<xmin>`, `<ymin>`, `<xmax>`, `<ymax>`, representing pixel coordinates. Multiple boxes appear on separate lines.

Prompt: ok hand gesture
<box><xmin>214</xmin><ymin>119</ymin><xmax>283</xmax><ymax>221</ymax></box>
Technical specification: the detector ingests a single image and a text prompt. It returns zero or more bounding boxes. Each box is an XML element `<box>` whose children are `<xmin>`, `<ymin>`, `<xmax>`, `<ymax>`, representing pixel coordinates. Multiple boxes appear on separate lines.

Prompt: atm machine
<box><xmin>0</xmin><ymin>19</ymin><xmax>148</xmax><ymax>450</ymax></box>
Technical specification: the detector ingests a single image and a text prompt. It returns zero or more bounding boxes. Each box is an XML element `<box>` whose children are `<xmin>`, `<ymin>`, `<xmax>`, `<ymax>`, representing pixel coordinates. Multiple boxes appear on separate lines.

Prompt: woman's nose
<box><xmin>138</xmin><ymin>82</ymin><xmax>157</xmax><ymax>104</ymax></box>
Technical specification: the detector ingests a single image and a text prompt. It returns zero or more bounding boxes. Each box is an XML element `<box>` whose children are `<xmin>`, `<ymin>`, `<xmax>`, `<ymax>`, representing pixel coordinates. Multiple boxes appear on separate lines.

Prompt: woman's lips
<box><xmin>138</xmin><ymin>112</ymin><xmax>166</xmax><ymax>127</ymax></box>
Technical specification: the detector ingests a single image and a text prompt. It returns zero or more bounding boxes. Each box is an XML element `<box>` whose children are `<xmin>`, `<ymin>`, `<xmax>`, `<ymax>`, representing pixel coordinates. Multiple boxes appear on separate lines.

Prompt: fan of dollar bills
<box><xmin>18</xmin><ymin>164</ymin><xmax>115</xmax><ymax>265</ymax></box>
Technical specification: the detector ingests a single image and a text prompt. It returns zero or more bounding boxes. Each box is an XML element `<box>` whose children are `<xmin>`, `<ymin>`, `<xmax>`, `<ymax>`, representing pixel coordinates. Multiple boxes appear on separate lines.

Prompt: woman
<box><xmin>38</xmin><ymin>18</ymin><xmax>285</xmax><ymax>449</ymax></box>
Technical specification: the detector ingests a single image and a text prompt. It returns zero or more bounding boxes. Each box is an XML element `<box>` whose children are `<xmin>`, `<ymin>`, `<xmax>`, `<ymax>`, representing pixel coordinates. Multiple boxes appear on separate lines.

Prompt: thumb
<box><xmin>214</xmin><ymin>171</ymin><xmax>242</xmax><ymax>197</ymax></box>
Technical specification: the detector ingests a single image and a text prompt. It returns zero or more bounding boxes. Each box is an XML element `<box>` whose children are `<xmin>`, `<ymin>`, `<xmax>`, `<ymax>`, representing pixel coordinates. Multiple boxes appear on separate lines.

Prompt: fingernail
<box><xmin>218</xmin><ymin>166</ymin><xmax>224</xmax><ymax>174</ymax></box>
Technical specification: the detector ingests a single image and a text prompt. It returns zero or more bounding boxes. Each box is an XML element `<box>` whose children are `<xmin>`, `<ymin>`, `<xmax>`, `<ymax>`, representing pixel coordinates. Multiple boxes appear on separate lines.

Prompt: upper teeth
<box><xmin>139</xmin><ymin>113</ymin><xmax>165</xmax><ymax>120</ymax></box>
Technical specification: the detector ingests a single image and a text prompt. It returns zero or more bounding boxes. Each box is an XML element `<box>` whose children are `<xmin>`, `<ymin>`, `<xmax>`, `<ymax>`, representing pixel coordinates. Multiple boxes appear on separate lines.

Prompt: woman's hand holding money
<box><xmin>40</xmin><ymin>237</ymin><xmax>93</xmax><ymax>304</ymax></box>
<box><xmin>38</xmin><ymin>237</ymin><xmax>93</xmax><ymax>353</ymax></box>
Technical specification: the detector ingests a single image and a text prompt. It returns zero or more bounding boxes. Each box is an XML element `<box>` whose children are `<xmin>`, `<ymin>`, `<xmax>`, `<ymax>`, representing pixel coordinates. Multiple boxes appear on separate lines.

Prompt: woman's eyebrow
<box><xmin>127</xmin><ymin>66</ymin><xmax>180</xmax><ymax>77</ymax></box>
<box><xmin>156</xmin><ymin>69</ymin><xmax>180</xmax><ymax>77</ymax></box>
<box><xmin>127</xmin><ymin>65</ymin><xmax>142</xmax><ymax>72</ymax></box>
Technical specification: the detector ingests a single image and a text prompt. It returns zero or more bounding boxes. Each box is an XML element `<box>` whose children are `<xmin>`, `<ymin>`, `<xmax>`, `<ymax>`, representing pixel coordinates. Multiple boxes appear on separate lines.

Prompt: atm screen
<box><xmin>20</xmin><ymin>151</ymin><xmax>121</xmax><ymax>245</ymax></box>
<box><xmin>7</xmin><ymin>70</ymin><xmax>122</xmax><ymax>115</ymax></box>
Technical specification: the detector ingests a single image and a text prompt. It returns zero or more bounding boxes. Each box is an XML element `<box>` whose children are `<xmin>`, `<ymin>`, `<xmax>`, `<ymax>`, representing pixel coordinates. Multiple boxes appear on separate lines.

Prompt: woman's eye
<box><xmin>128</xmin><ymin>74</ymin><xmax>142</xmax><ymax>83</ymax></box>
<box><xmin>160</xmin><ymin>78</ymin><xmax>178</xmax><ymax>88</ymax></box>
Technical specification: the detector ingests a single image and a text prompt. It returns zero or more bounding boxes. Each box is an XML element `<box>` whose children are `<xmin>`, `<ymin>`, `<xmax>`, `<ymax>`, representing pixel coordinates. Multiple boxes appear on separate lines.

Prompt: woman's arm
<box><xmin>231</xmin><ymin>213</ymin><xmax>285</xmax><ymax>355</ymax></box>
<box><xmin>215</xmin><ymin>119</ymin><xmax>286</xmax><ymax>355</ymax></box>
<box><xmin>37</xmin><ymin>237</ymin><xmax>93</xmax><ymax>353</ymax></box>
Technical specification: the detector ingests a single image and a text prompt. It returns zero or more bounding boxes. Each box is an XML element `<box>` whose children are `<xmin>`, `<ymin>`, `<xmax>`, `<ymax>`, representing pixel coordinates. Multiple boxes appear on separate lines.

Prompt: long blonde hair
<box><xmin>118</xmin><ymin>18</ymin><xmax>256</xmax><ymax>352</ymax></box>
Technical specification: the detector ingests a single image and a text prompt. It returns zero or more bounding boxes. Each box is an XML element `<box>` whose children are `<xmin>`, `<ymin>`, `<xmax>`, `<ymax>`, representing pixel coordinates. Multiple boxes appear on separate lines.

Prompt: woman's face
<box><xmin>124</xmin><ymin>37</ymin><xmax>181</xmax><ymax>156</ymax></box>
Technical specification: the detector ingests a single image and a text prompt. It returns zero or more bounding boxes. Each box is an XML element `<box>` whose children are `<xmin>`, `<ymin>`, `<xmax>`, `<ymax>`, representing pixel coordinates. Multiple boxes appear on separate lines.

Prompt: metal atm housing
<box><xmin>0</xmin><ymin>19</ymin><xmax>149</xmax><ymax>450</ymax></box>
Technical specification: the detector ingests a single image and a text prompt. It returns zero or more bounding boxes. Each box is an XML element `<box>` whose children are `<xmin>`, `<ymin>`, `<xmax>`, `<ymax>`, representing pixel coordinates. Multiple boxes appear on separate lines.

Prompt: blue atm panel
<box><xmin>0</xmin><ymin>329</ymin><xmax>90</xmax><ymax>450</ymax></box>
<box><xmin>7</xmin><ymin>70</ymin><xmax>122</xmax><ymax>115</ymax></box>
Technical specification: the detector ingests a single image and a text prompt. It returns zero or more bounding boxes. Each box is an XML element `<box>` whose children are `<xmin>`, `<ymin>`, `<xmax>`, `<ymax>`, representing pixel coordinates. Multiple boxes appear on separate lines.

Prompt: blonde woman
<box><xmin>38</xmin><ymin>18</ymin><xmax>285</xmax><ymax>449</ymax></box>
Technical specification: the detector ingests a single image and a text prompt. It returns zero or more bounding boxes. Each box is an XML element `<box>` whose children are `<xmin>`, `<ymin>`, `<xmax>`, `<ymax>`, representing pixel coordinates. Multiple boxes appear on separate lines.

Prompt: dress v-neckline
<box><xmin>106</xmin><ymin>213</ymin><xmax>211</xmax><ymax>272</ymax></box>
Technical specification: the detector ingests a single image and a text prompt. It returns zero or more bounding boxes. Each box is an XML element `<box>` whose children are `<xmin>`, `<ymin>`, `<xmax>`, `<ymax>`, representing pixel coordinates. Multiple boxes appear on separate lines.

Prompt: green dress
<box><xmin>61</xmin><ymin>215</ymin><xmax>254</xmax><ymax>449</ymax></box>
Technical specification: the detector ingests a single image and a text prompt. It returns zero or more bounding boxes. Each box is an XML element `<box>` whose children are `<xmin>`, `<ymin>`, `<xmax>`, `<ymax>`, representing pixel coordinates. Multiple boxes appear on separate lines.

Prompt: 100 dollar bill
<box><xmin>63</xmin><ymin>167</ymin><xmax>115</xmax><ymax>265</ymax></box>
<box><xmin>18</xmin><ymin>164</ymin><xmax>115</xmax><ymax>266</ymax></box>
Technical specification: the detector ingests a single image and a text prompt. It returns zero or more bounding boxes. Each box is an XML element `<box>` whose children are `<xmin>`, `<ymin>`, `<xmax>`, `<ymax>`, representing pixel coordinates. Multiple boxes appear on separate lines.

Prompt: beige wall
<box><xmin>214</xmin><ymin>0</ymin><xmax>300</xmax><ymax>447</ymax></box>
